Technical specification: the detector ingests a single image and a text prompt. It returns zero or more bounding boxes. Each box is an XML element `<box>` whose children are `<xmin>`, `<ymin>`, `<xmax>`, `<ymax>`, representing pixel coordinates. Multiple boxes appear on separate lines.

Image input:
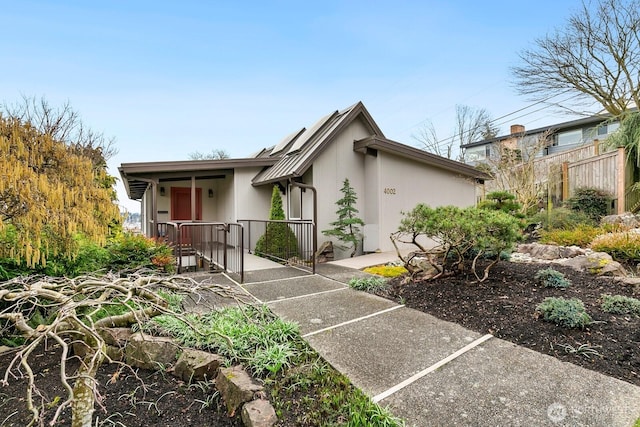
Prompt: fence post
<box><xmin>617</xmin><ymin>147</ymin><xmax>626</xmax><ymax>214</ymax></box>
<box><xmin>562</xmin><ymin>162</ymin><xmax>569</xmax><ymax>201</ymax></box>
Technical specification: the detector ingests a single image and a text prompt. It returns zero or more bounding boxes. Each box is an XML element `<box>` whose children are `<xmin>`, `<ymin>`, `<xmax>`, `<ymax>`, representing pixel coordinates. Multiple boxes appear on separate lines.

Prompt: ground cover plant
<box><xmin>362</xmin><ymin>264</ymin><xmax>407</xmax><ymax>278</ymax></box>
<box><xmin>371</xmin><ymin>261</ymin><xmax>640</xmax><ymax>387</ymax></box>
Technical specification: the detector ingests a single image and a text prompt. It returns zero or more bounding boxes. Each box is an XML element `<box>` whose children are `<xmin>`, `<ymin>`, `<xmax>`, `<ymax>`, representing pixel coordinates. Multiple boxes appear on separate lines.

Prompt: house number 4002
<box><xmin>383</xmin><ymin>188</ymin><xmax>396</xmax><ymax>195</ymax></box>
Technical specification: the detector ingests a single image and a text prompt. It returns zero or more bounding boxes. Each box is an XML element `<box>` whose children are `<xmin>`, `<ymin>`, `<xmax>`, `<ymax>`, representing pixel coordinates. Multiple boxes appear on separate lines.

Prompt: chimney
<box><xmin>510</xmin><ymin>124</ymin><xmax>525</xmax><ymax>135</ymax></box>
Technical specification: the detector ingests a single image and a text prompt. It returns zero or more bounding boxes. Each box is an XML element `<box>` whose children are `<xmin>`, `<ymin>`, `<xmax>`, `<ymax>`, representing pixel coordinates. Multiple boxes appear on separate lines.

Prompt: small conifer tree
<box><xmin>323</xmin><ymin>178</ymin><xmax>365</xmax><ymax>257</ymax></box>
<box><xmin>255</xmin><ymin>185</ymin><xmax>298</xmax><ymax>261</ymax></box>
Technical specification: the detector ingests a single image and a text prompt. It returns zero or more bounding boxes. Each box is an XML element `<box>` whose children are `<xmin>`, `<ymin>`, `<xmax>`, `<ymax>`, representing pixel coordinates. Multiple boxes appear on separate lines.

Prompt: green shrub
<box><xmin>255</xmin><ymin>186</ymin><xmax>299</xmax><ymax>261</ymax></box>
<box><xmin>539</xmin><ymin>224</ymin><xmax>603</xmax><ymax>247</ymax></box>
<box><xmin>601</xmin><ymin>294</ymin><xmax>640</xmax><ymax>316</ymax></box>
<box><xmin>529</xmin><ymin>207</ymin><xmax>595</xmax><ymax>230</ymax></box>
<box><xmin>534</xmin><ymin>268</ymin><xmax>571</xmax><ymax>288</ymax></box>
<box><xmin>348</xmin><ymin>276</ymin><xmax>387</xmax><ymax>292</ymax></box>
<box><xmin>590</xmin><ymin>231</ymin><xmax>640</xmax><ymax>262</ymax></box>
<box><xmin>536</xmin><ymin>297</ymin><xmax>592</xmax><ymax>328</ymax></box>
<box><xmin>478</xmin><ymin>191</ymin><xmax>524</xmax><ymax>217</ymax></box>
<box><xmin>395</xmin><ymin>204</ymin><xmax>522</xmax><ymax>281</ymax></box>
<box><xmin>565</xmin><ymin>187</ymin><xmax>612</xmax><ymax>223</ymax></box>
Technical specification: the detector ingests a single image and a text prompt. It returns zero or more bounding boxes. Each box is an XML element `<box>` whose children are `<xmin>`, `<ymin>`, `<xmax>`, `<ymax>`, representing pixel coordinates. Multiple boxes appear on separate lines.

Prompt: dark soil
<box><xmin>377</xmin><ymin>260</ymin><xmax>640</xmax><ymax>387</ymax></box>
<box><xmin>0</xmin><ymin>344</ymin><xmax>242</xmax><ymax>427</ymax></box>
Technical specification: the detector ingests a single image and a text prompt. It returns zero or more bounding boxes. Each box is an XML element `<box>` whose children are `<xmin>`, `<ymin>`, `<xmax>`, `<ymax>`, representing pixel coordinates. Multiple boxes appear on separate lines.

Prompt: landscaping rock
<box><xmin>557</xmin><ymin>252</ymin><xmax>627</xmax><ymax>277</ymax></box>
<box><xmin>98</xmin><ymin>327</ymin><xmax>133</xmax><ymax>347</ymax></box>
<box><xmin>125</xmin><ymin>333</ymin><xmax>179</xmax><ymax>370</ymax></box>
<box><xmin>516</xmin><ymin>242</ymin><xmax>585</xmax><ymax>260</ymax></box>
<box><xmin>173</xmin><ymin>348</ymin><xmax>224</xmax><ymax>382</ymax></box>
<box><xmin>241</xmin><ymin>399</ymin><xmax>277</xmax><ymax>427</ymax></box>
<box><xmin>315</xmin><ymin>241</ymin><xmax>334</xmax><ymax>263</ymax></box>
<box><xmin>216</xmin><ymin>365</ymin><xmax>264</xmax><ymax>416</ymax></box>
<box><xmin>405</xmin><ymin>251</ymin><xmax>440</xmax><ymax>279</ymax></box>
<box><xmin>601</xmin><ymin>212</ymin><xmax>640</xmax><ymax>228</ymax></box>
<box><xmin>105</xmin><ymin>345</ymin><xmax>125</xmax><ymax>362</ymax></box>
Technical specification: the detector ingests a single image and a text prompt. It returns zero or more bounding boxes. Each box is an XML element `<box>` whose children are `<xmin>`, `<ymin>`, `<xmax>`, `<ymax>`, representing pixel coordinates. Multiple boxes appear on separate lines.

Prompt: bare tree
<box><xmin>512</xmin><ymin>0</ymin><xmax>640</xmax><ymax>116</ymax></box>
<box><xmin>411</xmin><ymin>120</ymin><xmax>445</xmax><ymax>157</ymax></box>
<box><xmin>3</xmin><ymin>96</ymin><xmax>118</xmax><ymax>165</ymax></box>
<box><xmin>455</xmin><ymin>105</ymin><xmax>499</xmax><ymax>144</ymax></box>
<box><xmin>413</xmin><ymin>105</ymin><xmax>498</xmax><ymax>159</ymax></box>
<box><xmin>188</xmin><ymin>149</ymin><xmax>230</xmax><ymax>160</ymax></box>
<box><xmin>480</xmin><ymin>131</ymin><xmax>553</xmax><ymax>213</ymax></box>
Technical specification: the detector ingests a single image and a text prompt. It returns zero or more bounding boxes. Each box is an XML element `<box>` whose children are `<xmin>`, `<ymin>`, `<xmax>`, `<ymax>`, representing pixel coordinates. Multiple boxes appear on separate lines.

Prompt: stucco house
<box><xmin>120</xmin><ymin>101</ymin><xmax>488</xmax><ymax>263</ymax></box>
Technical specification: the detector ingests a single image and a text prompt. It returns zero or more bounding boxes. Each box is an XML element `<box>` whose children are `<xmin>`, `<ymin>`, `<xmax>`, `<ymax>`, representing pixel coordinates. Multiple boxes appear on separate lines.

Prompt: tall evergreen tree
<box><xmin>323</xmin><ymin>178</ymin><xmax>365</xmax><ymax>257</ymax></box>
<box><xmin>255</xmin><ymin>186</ymin><xmax>298</xmax><ymax>261</ymax></box>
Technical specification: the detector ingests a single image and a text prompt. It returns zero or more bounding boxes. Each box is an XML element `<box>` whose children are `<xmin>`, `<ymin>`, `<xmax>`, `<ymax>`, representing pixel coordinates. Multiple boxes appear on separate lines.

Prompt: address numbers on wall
<box><xmin>383</xmin><ymin>187</ymin><xmax>396</xmax><ymax>195</ymax></box>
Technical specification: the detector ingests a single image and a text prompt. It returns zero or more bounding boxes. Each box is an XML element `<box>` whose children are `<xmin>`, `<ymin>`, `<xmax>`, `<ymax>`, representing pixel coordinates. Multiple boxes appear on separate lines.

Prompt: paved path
<box><xmin>225</xmin><ymin>260</ymin><xmax>640</xmax><ymax>426</ymax></box>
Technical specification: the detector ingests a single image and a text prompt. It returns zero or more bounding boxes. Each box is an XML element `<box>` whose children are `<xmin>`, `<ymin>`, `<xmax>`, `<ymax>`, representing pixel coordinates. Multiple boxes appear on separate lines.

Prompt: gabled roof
<box><xmin>460</xmin><ymin>113</ymin><xmax>615</xmax><ymax>149</ymax></box>
<box><xmin>252</xmin><ymin>101</ymin><xmax>384</xmax><ymax>186</ymax></box>
<box><xmin>354</xmin><ymin>136</ymin><xmax>490</xmax><ymax>181</ymax></box>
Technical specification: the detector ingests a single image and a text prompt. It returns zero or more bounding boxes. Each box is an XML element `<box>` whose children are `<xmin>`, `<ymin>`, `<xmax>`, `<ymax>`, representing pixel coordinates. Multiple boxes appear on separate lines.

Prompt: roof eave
<box><xmin>120</xmin><ymin>157</ymin><xmax>278</xmax><ymax>174</ymax></box>
<box><xmin>355</xmin><ymin>136</ymin><xmax>491</xmax><ymax>180</ymax></box>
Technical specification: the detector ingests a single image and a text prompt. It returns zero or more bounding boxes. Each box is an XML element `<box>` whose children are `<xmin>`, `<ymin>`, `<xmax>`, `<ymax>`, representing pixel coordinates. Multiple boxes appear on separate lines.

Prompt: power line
<box><xmin>419</xmin><ymin>91</ymin><xmax>581</xmax><ymax>153</ymax></box>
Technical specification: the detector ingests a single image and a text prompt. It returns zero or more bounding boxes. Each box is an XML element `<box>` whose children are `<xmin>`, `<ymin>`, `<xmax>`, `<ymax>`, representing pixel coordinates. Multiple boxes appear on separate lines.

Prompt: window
<box><xmin>465</xmin><ymin>145</ymin><xmax>489</xmax><ymax>162</ymax></box>
<box><xmin>555</xmin><ymin>129</ymin><xmax>582</xmax><ymax>146</ymax></box>
<box><xmin>288</xmin><ymin>185</ymin><xmax>302</xmax><ymax>220</ymax></box>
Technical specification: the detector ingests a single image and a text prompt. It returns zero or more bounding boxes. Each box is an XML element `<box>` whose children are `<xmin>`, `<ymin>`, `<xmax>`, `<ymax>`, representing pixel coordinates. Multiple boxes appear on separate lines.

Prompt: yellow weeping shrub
<box><xmin>0</xmin><ymin>116</ymin><xmax>120</xmax><ymax>268</ymax></box>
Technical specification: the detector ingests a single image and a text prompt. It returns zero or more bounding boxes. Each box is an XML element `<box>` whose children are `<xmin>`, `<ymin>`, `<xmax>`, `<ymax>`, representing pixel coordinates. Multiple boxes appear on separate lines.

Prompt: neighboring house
<box><xmin>461</xmin><ymin>115</ymin><xmax>620</xmax><ymax>165</ymax></box>
<box><xmin>120</xmin><ymin>101</ymin><xmax>488</xmax><ymax>260</ymax></box>
<box><xmin>460</xmin><ymin>114</ymin><xmax>637</xmax><ymax>213</ymax></box>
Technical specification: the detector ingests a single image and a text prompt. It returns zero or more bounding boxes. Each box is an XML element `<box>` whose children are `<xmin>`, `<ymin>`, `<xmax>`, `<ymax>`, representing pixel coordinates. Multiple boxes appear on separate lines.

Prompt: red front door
<box><xmin>171</xmin><ymin>187</ymin><xmax>202</xmax><ymax>244</ymax></box>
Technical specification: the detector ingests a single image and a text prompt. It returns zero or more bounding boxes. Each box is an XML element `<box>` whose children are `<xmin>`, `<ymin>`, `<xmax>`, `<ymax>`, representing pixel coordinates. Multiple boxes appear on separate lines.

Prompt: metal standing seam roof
<box><xmin>251</xmin><ymin>101</ymin><xmax>384</xmax><ymax>186</ymax></box>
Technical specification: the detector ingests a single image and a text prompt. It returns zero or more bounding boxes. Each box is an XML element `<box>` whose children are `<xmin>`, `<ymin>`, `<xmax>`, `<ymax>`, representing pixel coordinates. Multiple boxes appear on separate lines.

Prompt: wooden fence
<box><xmin>486</xmin><ymin>141</ymin><xmax>638</xmax><ymax>214</ymax></box>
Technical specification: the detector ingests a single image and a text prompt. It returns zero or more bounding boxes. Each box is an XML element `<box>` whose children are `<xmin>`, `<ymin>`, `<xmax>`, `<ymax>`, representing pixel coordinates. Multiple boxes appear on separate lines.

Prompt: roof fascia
<box><xmin>355</xmin><ymin>136</ymin><xmax>491</xmax><ymax>180</ymax></box>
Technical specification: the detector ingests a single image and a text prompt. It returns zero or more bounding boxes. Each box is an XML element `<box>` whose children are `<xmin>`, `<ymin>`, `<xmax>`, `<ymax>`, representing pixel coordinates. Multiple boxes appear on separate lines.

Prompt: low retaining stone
<box><xmin>173</xmin><ymin>348</ymin><xmax>224</xmax><ymax>382</ymax></box>
<box><xmin>241</xmin><ymin>399</ymin><xmax>277</xmax><ymax>427</ymax></box>
<box><xmin>125</xmin><ymin>333</ymin><xmax>179</xmax><ymax>370</ymax></box>
<box><xmin>216</xmin><ymin>365</ymin><xmax>264</xmax><ymax>416</ymax></box>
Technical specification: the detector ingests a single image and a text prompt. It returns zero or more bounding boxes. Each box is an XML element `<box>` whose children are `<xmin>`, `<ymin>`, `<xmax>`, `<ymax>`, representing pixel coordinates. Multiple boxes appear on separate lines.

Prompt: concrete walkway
<box><xmin>228</xmin><ymin>258</ymin><xmax>640</xmax><ymax>426</ymax></box>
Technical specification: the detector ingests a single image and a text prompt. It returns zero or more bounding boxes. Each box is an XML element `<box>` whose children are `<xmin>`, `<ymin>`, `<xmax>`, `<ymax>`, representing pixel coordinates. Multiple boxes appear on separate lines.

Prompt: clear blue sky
<box><xmin>1</xmin><ymin>0</ymin><xmax>586</xmax><ymax>212</ymax></box>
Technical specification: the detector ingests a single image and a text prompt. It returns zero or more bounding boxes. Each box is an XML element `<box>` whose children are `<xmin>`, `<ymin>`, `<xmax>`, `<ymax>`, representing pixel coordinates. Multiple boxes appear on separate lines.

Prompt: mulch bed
<box><xmin>0</xmin><ymin>344</ymin><xmax>242</xmax><ymax>427</ymax></box>
<box><xmin>377</xmin><ymin>260</ymin><xmax>640</xmax><ymax>387</ymax></box>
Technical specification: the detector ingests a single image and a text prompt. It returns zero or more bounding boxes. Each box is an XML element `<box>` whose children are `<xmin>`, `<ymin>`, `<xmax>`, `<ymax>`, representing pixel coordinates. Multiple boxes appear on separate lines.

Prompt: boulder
<box><xmin>315</xmin><ymin>241</ymin><xmax>334</xmax><ymax>263</ymax></box>
<box><xmin>105</xmin><ymin>345</ymin><xmax>125</xmax><ymax>362</ymax></box>
<box><xmin>557</xmin><ymin>252</ymin><xmax>627</xmax><ymax>277</ymax></box>
<box><xmin>216</xmin><ymin>365</ymin><xmax>264</xmax><ymax>416</ymax></box>
<box><xmin>98</xmin><ymin>327</ymin><xmax>133</xmax><ymax>347</ymax></box>
<box><xmin>601</xmin><ymin>213</ymin><xmax>640</xmax><ymax>228</ymax></box>
<box><xmin>241</xmin><ymin>399</ymin><xmax>278</xmax><ymax>427</ymax></box>
<box><xmin>517</xmin><ymin>243</ymin><xmax>585</xmax><ymax>260</ymax></box>
<box><xmin>125</xmin><ymin>333</ymin><xmax>179</xmax><ymax>370</ymax></box>
<box><xmin>173</xmin><ymin>348</ymin><xmax>224</xmax><ymax>382</ymax></box>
